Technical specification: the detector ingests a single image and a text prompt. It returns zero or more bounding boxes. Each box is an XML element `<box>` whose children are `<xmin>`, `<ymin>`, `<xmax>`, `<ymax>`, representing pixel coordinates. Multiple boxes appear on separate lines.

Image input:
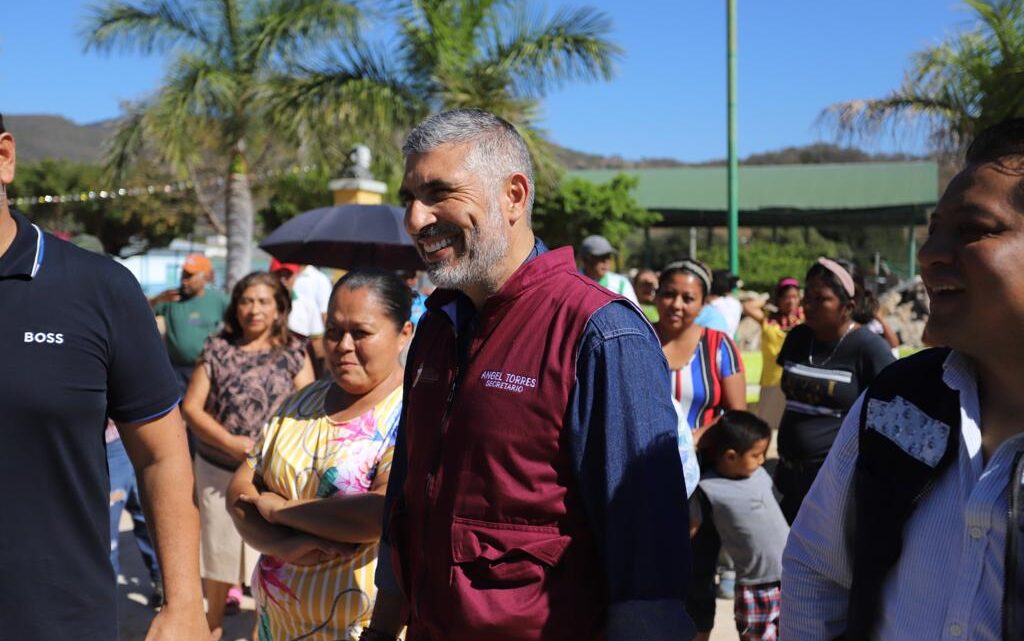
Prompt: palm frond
<box><xmin>484</xmin><ymin>5</ymin><xmax>620</xmax><ymax>98</ymax></box>
<box><xmin>818</xmin><ymin>94</ymin><xmax>963</xmax><ymax>152</ymax></box>
<box><xmin>83</xmin><ymin>0</ymin><xmax>211</xmax><ymax>54</ymax></box>
<box><xmin>500</xmin><ymin>102</ymin><xmax>561</xmax><ymax>196</ymax></box>
<box><xmin>964</xmin><ymin>0</ymin><xmax>1024</xmax><ymax>59</ymax></box>
<box><xmin>220</xmin><ymin>0</ymin><xmax>244</xmax><ymax>70</ymax></box>
<box><xmin>247</xmin><ymin>0</ymin><xmax>361</xmax><ymax>68</ymax></box>
<box><xmin>144</xmin><ymin>52</ymin><xmax>241</xmax><ymax>168</ymax></box>
<box><xmin>820</xmin><ymin>0</ymin><xmax>1024</xmax><ymax>155</ymax></box>
<box><xmin>263</xmin><ymin>43</ymin><xmax>423</xmax><ymax>163</ymax></box>
<box><xmin>103</xmin><ymin>103</ymin><xmax>149</xmax><ymax>183</ymax></box>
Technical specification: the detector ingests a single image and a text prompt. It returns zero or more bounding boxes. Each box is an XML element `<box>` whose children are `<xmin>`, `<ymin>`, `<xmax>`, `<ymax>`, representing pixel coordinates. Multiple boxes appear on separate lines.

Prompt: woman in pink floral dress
<box><xmin>227</xmin><ymin>269</ymin><xmax>413</xmax><ymax>641</ymax></box>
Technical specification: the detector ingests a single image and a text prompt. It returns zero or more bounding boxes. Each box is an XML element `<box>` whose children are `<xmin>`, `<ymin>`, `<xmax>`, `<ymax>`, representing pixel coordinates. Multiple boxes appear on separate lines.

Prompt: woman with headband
<box><xmin>654</xmin><ymin>258</ymin><xmax>746</xmax><ymax>641</ymax></box>
<box><xmin>774</xmin><ymin>258</ymin><xmax>895</xmax><ymax>523</ymax></box>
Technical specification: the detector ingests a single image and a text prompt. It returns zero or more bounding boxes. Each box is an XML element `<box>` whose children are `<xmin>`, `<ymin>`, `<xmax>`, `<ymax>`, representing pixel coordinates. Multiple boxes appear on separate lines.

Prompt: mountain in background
<box><xmin>735</xmin><ymin>143</ymin><xmax>924</xmax><ymax>166</ymax></box>
<box><xmin>4</xmin><ymin>114</ymin><xmax>115</xmax><ymax>163</ymax></box>
<box><xmin>551</xmin><ymin>141</ymin><xmax>927</xmax><ymax>169</ymax></box>
<box><xmin>6</xmin><ymin>113</ymin><xmax>929</xmax><ymax>167</ymax></box>
<box><xmin>551</xmin><ymin>143</ymin><xmax>691</xmax><ymax>169</ymax></box>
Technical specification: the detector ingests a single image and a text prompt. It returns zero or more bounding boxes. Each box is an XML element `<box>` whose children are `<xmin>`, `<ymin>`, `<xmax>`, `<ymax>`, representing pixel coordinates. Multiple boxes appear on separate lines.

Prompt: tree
<box><xmin>83</xmin><ymin>0</ymin><xmax>361</xmax><ymax>286</ymax></box>
<box><xmin>628</xmin><ymin>227</ymin><xmax>850</xmax><ymax>293</ymax></box>
<box><xmin>256</xmin><ymin>167</ymin><xmax>333</xmax><ymax>232</ymax></box>
<box><xmin>821</xmin><ymin>0</ymin><xmax>1024</xmax><ymax>156</ymax></box>
<box><xmin>532</xmin><ymin>174</ymin><xmax>660</xmax><ymax>251</ymax></box>
<box><xmin>10</xmin><ymin>159</ymin><xmax>199</xmax><ymax>256</ymax></box>
<box><xmin>273</xmin><ymin>0</ymin><xmax>621</xmax><ymax>186</ymax></box>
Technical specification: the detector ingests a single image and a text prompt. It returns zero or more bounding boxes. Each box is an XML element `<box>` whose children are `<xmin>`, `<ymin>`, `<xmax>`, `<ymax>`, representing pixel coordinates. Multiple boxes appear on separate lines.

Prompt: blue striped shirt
<box><xmin>782</xmin><ymin>350</ymin><xmax>1024</xmax><ymax>640</ymax></box>
<box><xmin>671</xmin><ymin>328</ymin><xmax>743</xmax><ymax>430</ymax></box>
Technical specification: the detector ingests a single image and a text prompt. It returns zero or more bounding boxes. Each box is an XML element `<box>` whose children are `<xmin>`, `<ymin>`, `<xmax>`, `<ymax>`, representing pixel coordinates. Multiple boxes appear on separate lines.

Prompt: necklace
<box><xmin>808</xmin><ymin>321</ymin><xmax>855</xmax><ymax>367</ymax></box>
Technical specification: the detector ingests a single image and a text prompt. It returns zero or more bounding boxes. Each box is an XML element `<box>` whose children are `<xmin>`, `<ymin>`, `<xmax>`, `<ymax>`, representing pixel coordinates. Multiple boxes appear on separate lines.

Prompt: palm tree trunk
<box><xmin>224</xmin><ymin>163</ymin><xmax>254</xmax><ymax>290</ymax></box>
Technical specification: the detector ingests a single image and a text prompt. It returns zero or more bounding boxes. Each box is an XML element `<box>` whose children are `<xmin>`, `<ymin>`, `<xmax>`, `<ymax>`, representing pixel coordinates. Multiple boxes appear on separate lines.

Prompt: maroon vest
<box><xmin>392</xmin><ymin>247</ymin><xmax>617</xmax><ymax>641</ymax></box>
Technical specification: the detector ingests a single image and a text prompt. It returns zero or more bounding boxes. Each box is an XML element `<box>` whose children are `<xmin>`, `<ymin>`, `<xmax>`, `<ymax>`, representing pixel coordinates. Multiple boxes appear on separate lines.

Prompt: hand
<box><xmin>273</xmin><ymin>533</ymin><xmax>358</xmax><ymax>566</ymax></box>
<box><xmin>293</xmin><ymin>539</ymin><xmax>360</xmax><ymax>566</ymax></box>
<box><xmin>237</xmin><ymin>490</ymin><xmax>287</xmax><ymax>524</ymax></box>
<box><xmin>143</xmin><ymin>601</ymin><xmax>207</xmax><ymax>641</ymax></box>
<box><xmin>225</xmin><ymin>434</ymin><xmax>255</xmax><ymax>463</ymax></box>
<box><xmin>152</xmin><ymin>288</ymin><xmax>182</xmax><ymax>304</ymax></box>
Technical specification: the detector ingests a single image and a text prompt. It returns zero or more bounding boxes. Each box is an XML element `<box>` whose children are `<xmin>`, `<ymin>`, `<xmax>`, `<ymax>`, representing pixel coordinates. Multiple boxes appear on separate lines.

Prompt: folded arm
<box><xmin>226</xmin><ymin>463</ymin><xmax>351</xmax><ymax>564</ymax></box>
<box><xmin>243</xmin><ymin>476</ymin><xmax>389</xmax><ymax>544</ymax></box>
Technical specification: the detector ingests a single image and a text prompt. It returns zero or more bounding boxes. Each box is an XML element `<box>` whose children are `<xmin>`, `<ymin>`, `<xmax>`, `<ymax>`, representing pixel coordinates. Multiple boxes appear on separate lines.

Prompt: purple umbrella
<box><xmin>260</xmin><ymin>204</ymin><xmax>423</xmax><ymax>270</ymax></box>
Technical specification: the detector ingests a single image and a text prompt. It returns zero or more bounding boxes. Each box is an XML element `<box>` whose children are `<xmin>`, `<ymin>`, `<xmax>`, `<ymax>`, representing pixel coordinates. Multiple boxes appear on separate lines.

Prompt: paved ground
<box><xmin>115</xmin><ymin>513</ymin><xmax>256</xmax><ymax>641</ymax></box>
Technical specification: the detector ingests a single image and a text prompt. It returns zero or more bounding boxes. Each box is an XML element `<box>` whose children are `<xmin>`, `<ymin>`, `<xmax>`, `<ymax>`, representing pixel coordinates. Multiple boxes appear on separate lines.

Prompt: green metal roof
<box><xmin>567</xmin><ymin>162</ymin><xmax>939</xmax><ymax>226</ymax></box>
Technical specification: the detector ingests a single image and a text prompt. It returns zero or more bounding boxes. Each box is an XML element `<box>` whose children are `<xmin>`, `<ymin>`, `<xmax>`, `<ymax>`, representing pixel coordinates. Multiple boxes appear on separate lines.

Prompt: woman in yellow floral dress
<box><xmin>228</xmin><ymin>269</ymin><xmax>413</xmax><ymax>641</ymax></box>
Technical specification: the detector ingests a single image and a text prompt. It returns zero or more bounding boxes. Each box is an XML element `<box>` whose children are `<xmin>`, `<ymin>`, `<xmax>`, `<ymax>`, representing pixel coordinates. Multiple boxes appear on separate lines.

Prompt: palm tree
<box><xmin>84</xmin><ymin>0</ymin><xmax>361</xmax><ymax>287</ymax></box>
<box><xmin>272</xmin><ymin>0</ymin><xmax>622</xmax><ymax>186</ymax></box>
<box><xmin>821</xmin><ymin>0</ymin><xmax>1024</xmax><ymax>157</ymax></box>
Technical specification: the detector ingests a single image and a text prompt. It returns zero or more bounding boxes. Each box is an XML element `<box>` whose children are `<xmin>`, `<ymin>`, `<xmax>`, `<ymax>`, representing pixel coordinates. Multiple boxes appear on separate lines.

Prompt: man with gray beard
<box><xmin>359</xmin><ymin>109</ymin><xmax>694</xmax><ymax>641</ymax></box>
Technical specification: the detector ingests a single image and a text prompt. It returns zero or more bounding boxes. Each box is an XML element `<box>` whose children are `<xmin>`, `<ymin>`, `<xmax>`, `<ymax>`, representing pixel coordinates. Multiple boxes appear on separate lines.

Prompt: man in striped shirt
<box><xmin>782</xmin><ymin>119</ymin><xmax>1024</xmax><ymax>640</ymax></box>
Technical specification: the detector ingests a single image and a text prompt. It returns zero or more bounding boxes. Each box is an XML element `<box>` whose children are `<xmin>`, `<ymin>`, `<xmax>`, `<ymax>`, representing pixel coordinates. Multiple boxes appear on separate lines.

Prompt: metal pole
<box><xmin>727</xmin><ymin>0</ymin><xmax>739</xmax><ymax>276</ymax></box>
<box><xmin>907</xmin><ymin>222</ymin><xmax>917</xmax><ymax>279</ymax></box>
<box><xmin>689</xmin><ymin>226</ymin><xmax>697</xmax><ymax>258</ymax></box>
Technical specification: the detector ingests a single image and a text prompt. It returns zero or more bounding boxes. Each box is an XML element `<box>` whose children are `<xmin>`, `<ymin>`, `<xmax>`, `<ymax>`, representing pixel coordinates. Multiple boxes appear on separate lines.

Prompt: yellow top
<box><xmin>759</xmin><ymin>321</ymin><xmax>788</xmax><ymax>387</ymax></box>
<box><xmin>247</xmin><ymin>379</ymin><xmax>402</xmax><ymax>641</ymax></box>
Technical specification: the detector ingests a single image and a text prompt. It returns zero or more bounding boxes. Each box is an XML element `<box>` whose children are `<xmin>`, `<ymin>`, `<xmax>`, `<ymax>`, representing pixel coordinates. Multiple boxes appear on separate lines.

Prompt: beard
<box><xmin>419</xmin><ymin>201</ymin><xmax>508</xmax><ymax>292</ymax></box>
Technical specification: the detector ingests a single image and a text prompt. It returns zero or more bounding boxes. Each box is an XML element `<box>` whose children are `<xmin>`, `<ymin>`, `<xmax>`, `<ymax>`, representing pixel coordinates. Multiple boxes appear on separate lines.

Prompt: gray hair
<box><xmin>403</xmin><ymin>109</ymin><xmax>535</xmax><ymax>219</ymax></box>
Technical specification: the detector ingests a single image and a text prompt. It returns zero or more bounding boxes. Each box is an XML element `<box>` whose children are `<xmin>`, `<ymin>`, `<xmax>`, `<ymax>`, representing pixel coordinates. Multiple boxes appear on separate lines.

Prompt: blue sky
<box><xmin>3</xmin><ymin>0</ymin><xmax>972</xmax><ymax>161</ymax></box>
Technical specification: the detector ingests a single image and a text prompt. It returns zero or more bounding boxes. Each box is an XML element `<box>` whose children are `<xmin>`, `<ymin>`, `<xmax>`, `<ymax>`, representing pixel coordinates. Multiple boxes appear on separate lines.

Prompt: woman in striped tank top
<box><xmin>227</xmin><ymin>269</ymin><xmax>414</xmax><ymax>641</ymax></box>
<box><xmin>655</xmin><ymin>259</ymin><xmax>747</xmax><ymax>442</ymax></box>
<box><xmin>655</xmin><ymin>259</ymin><xmax>747</xmax><ymax>641</ymax></box>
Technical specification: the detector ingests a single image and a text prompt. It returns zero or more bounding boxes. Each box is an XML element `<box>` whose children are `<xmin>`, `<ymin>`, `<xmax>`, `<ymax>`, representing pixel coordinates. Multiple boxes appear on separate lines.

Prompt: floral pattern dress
<box><xmin>247</xmin><ymin>379</ymin><xmax>402</xmax><ymax>641</ymax></box>
<box><xmin>198</xmin><ymin>335</ymin><xmax>306</xmax><ymax>467</ymax></box>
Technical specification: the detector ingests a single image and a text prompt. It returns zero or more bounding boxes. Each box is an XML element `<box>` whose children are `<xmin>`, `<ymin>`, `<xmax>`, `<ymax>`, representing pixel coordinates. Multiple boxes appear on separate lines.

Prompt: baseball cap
<box><xmin>269</xmin><ymin>258</ymin><xmax>302</xmax><ymax>274</ymax></box>
<box><xmin>580</xmin><ymin>235</ymin><xmax>616</xmax><ymax>257</ymax></box>
<box><xmin>181</xmin><ymin>253</ymin><xmax>213</xmax><ymax>274</ymax></box>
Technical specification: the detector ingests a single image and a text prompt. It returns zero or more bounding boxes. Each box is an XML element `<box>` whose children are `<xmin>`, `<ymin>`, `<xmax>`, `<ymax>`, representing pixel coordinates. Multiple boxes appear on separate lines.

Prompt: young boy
<box><xmin>692</xmin><ymin>411</ymin><xmax>788</xmax><ymax>641</ymax></box>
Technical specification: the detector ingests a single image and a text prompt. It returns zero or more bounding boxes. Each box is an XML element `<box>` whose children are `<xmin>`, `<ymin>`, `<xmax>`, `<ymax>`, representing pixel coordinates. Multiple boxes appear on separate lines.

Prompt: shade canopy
<box><xmin>568</xmin><ymin>162</ymin><xmax>939</xmax><ymax>226</ymax></box>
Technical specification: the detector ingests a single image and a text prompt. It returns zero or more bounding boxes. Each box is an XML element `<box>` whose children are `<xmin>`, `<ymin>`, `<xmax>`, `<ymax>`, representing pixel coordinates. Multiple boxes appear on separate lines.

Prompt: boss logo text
<box><xmin>24</xmin><ymin>332</ymin><xmax>65</xmax><ymax>344</ymax></box>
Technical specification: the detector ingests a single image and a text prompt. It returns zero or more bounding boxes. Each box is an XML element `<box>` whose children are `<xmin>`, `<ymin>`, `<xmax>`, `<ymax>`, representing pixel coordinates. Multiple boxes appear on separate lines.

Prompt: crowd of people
<box><xmin>4</xmin><ymin>107</ymin><xmax>1024</xmax><ymax>641</ymax></box>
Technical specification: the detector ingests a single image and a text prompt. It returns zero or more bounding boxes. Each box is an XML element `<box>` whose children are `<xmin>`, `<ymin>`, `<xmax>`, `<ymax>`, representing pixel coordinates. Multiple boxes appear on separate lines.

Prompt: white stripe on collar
<box><xmin>30</xmin><ymin>223</ymin><xmax>43</xmax><ymax>278</ymax></box>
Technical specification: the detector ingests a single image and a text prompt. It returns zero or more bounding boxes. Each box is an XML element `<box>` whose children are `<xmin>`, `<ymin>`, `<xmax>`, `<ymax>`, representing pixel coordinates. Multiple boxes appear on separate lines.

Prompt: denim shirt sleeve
<box><xmin>567</xmin><ymin>301</ymin><xmax>696</xmax><ymax>641</ymax></box>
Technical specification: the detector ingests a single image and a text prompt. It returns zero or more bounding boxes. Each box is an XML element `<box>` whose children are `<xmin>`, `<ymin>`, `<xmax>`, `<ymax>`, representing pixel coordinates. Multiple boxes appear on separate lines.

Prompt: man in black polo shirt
<box><xmin>0</xmin><ymin>117</ymin><xmax>207</xmax><ymax>639</ymax></box>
